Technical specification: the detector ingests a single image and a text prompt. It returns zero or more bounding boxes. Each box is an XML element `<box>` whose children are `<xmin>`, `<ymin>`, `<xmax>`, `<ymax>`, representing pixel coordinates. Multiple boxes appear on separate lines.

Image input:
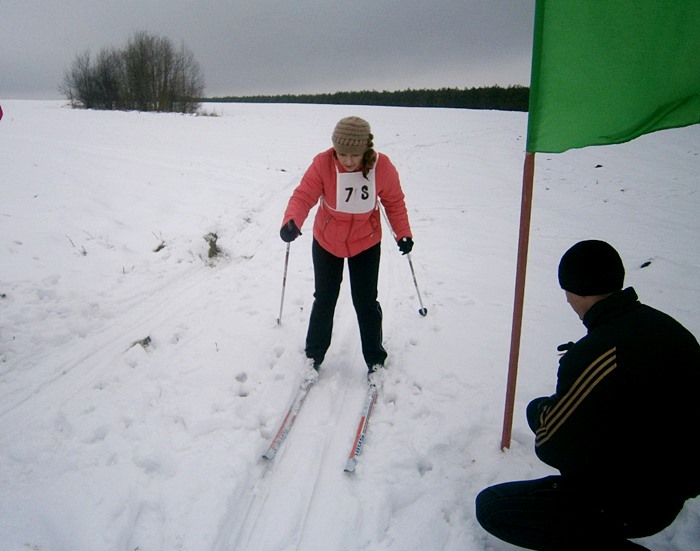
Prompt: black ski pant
<box><xmin>475</xmin><ymin>476</ymin><xmax>684</xmax><ymax>551</ymax></box>
<box><xmin>305</xmin><ymin>239</ymin><xmax>387</xmax><ymax>368</ymax></box>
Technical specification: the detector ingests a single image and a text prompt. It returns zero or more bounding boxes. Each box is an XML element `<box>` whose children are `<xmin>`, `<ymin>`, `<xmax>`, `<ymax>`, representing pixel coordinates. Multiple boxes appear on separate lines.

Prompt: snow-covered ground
<box><xmin>1</xmin><ymin>100</ymin><xmax>698</xmax><ymax>550</ymax></box>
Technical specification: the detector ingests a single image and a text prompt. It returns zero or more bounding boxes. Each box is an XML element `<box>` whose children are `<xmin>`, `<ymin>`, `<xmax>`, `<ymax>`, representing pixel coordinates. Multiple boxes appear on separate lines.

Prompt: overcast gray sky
<box><xmin>1</xmin><ymin>0</ymin><xmax>535</xmax><ymax>100</ymax></box>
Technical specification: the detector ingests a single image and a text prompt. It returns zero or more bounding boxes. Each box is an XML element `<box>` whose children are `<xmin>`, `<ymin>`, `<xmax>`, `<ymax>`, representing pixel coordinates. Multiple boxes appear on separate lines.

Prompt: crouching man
<box><xmin>476</xmin><ymin>240</ymin><xmax>700</xmax><ymax>550</ymax></box>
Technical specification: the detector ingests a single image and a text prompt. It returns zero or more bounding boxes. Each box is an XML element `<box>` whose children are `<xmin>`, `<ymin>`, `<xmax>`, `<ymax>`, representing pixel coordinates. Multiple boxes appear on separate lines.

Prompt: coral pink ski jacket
<box><xmin>283</xmin><ymin>148</ymin><xmax>412</xmax><ymax>258</ymax></box>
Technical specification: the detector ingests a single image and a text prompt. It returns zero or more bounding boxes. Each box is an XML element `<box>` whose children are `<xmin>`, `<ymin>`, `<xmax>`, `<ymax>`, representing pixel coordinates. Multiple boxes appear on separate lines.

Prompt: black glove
<box><xmin>280</xmin><ymin>220</ymin><xmax>301</xmax><ymax>242</ymax></box>
<box><xmin>397</xmin><ymin>236</ymin><xmax>413</xmax><ymax>255</ymax></box>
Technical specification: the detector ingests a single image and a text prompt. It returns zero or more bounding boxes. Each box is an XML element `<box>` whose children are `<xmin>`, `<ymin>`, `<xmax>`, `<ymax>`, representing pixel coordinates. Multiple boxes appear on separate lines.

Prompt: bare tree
<box><xmin>93</xmin><ymin>48</ymin><xmax>124</xmax><ymax>110</ymax></box>
<box><xmin>61</xmin><ymin>31</ymin><xmax>205</xmax><ymax>113</ymax></box>
<box><xmin>60</xmin><ymin>51</ymin><xmax>96</xmax><ymax>108</ymax></box>
<box><xmin>174</xmin><ymin>41</ymin><xmax>205</xmax><ymax>114</ymax></box>
<box><xmin>122</xmin><ymin>30</ymin><xmax>156</xmax><ymax>111</ymax></box>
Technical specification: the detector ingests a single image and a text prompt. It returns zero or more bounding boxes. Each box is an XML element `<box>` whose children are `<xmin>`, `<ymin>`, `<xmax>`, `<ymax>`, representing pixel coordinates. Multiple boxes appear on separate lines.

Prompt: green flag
<box><xmin>526</xmin><ymin>1</ymin><xmax>700</xmax><ymax>153</ymax></box>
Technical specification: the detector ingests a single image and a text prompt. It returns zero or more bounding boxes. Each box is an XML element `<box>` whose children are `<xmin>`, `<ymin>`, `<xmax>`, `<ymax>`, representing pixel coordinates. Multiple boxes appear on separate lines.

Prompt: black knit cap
<box><xmin>558</xmin><ymin>240</ymin><xmax>625</xmax><ymax>296</ymax></box>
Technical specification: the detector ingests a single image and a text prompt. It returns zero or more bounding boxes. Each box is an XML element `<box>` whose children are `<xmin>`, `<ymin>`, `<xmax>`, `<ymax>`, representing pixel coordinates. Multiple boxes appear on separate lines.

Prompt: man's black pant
<box><xmin>305</xmin><ymin>239</ymin><xmax>387</xmax><ymax>368</ymax></box>
<box><xmin>475</xmin><ymin>476</ymin><xmax>684</xmax><ymax>550</ymax></box>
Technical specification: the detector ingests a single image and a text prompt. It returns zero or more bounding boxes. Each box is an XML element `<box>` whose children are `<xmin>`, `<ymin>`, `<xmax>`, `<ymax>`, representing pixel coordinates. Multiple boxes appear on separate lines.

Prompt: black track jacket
<box><xmin>527</xmin><ymin>287</ymin><xmax>700</xmax><ymax>504</ymax></box>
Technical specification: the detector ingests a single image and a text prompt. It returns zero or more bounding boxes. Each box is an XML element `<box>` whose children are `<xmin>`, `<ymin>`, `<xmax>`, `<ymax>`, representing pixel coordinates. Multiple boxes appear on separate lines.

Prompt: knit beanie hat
<box><xmin>332</xmin><ymin>116</ymin><xmax>373</xmax><ymax>155</ymax></box>
<box><xmin>558</xmin><ymin>240</ymin><xmax>625</xmax><ymax>296</ymax></box>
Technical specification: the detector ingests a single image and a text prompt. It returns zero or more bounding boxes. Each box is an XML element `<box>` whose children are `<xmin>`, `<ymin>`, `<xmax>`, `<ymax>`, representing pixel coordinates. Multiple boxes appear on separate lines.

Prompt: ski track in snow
<box><xmin>221</xmin><ymin>293</ymin><xmax>384</xmax><ymax>550</ymax></box>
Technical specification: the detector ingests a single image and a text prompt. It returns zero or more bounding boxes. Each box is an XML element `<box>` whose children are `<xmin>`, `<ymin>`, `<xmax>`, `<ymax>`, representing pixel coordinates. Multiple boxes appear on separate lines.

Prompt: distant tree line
<box><xmin>60</xmin><ymin>31</ymin><xmax>205</xmax><ymax>114</ymax></box>
<box><xmin>206</xmin><ymin>85</ymin><xmax>529</xmax><ymax>112</ymax></box>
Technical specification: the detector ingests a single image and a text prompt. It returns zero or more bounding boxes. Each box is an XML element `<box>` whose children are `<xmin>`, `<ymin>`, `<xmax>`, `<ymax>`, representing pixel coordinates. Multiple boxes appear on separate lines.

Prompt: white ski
<box><xmin>262</xmin><ymin>370</ymin><xmax>317</xmax><ymax>460</ymax></box>
<box><xmin>344</xmin><ymin>382</ymin><xmax>379</xmax><ymax>472</ymax></box>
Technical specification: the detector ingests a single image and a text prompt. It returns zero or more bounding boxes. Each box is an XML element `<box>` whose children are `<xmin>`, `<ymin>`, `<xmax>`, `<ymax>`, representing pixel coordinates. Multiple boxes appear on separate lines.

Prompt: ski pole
<box><xmin>379</xmin><ymin>204</ymin><xmax>428</xmax><ymax>317</ymax></box>
<box><xmin>277</xmin><ymin>242</ymin><xmax>290</xmax><ymax>325</ymax></box>
<box><xmin>407</xmin><ymin>253</ymin><xmax>428</xmax><ymax>316</ymax></box>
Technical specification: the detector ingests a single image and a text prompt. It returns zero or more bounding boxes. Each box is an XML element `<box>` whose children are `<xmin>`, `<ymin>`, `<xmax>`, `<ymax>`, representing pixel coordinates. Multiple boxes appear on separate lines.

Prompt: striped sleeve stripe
<box><xmin>535</xmin><ymin>347</ymin><xmax>617</xmax><ymax>447</ymax></box>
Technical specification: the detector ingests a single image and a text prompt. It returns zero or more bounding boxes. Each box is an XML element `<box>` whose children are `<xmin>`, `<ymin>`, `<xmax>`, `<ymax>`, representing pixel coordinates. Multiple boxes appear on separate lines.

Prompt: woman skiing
<box><xmin>280</xmin><ymin>116</ymin><xmax>413</xmax><ymax>377</ymax></box>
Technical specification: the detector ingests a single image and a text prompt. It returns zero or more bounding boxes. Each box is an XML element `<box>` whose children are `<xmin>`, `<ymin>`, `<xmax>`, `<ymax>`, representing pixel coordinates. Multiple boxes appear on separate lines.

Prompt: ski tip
<box><xmin>344</xmin><ymin>459</ymin><xmax>357</xmax><ymax>473</ymax></box>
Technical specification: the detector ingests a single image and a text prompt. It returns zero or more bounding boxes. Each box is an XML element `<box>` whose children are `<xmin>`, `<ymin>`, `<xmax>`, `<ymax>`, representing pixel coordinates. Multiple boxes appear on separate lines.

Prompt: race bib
<box><xmin>335</xmin><ymin>169</ymin><xmax>376</xmax><ymax>214</ymax></box>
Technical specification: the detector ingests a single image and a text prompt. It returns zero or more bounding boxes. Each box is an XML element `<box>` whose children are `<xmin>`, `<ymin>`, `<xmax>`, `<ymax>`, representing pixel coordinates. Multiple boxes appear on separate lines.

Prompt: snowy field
<box><xmin>1</xmin><ymin>100</ymin><xmax>698</xmax><ymax>550</ymax></box>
